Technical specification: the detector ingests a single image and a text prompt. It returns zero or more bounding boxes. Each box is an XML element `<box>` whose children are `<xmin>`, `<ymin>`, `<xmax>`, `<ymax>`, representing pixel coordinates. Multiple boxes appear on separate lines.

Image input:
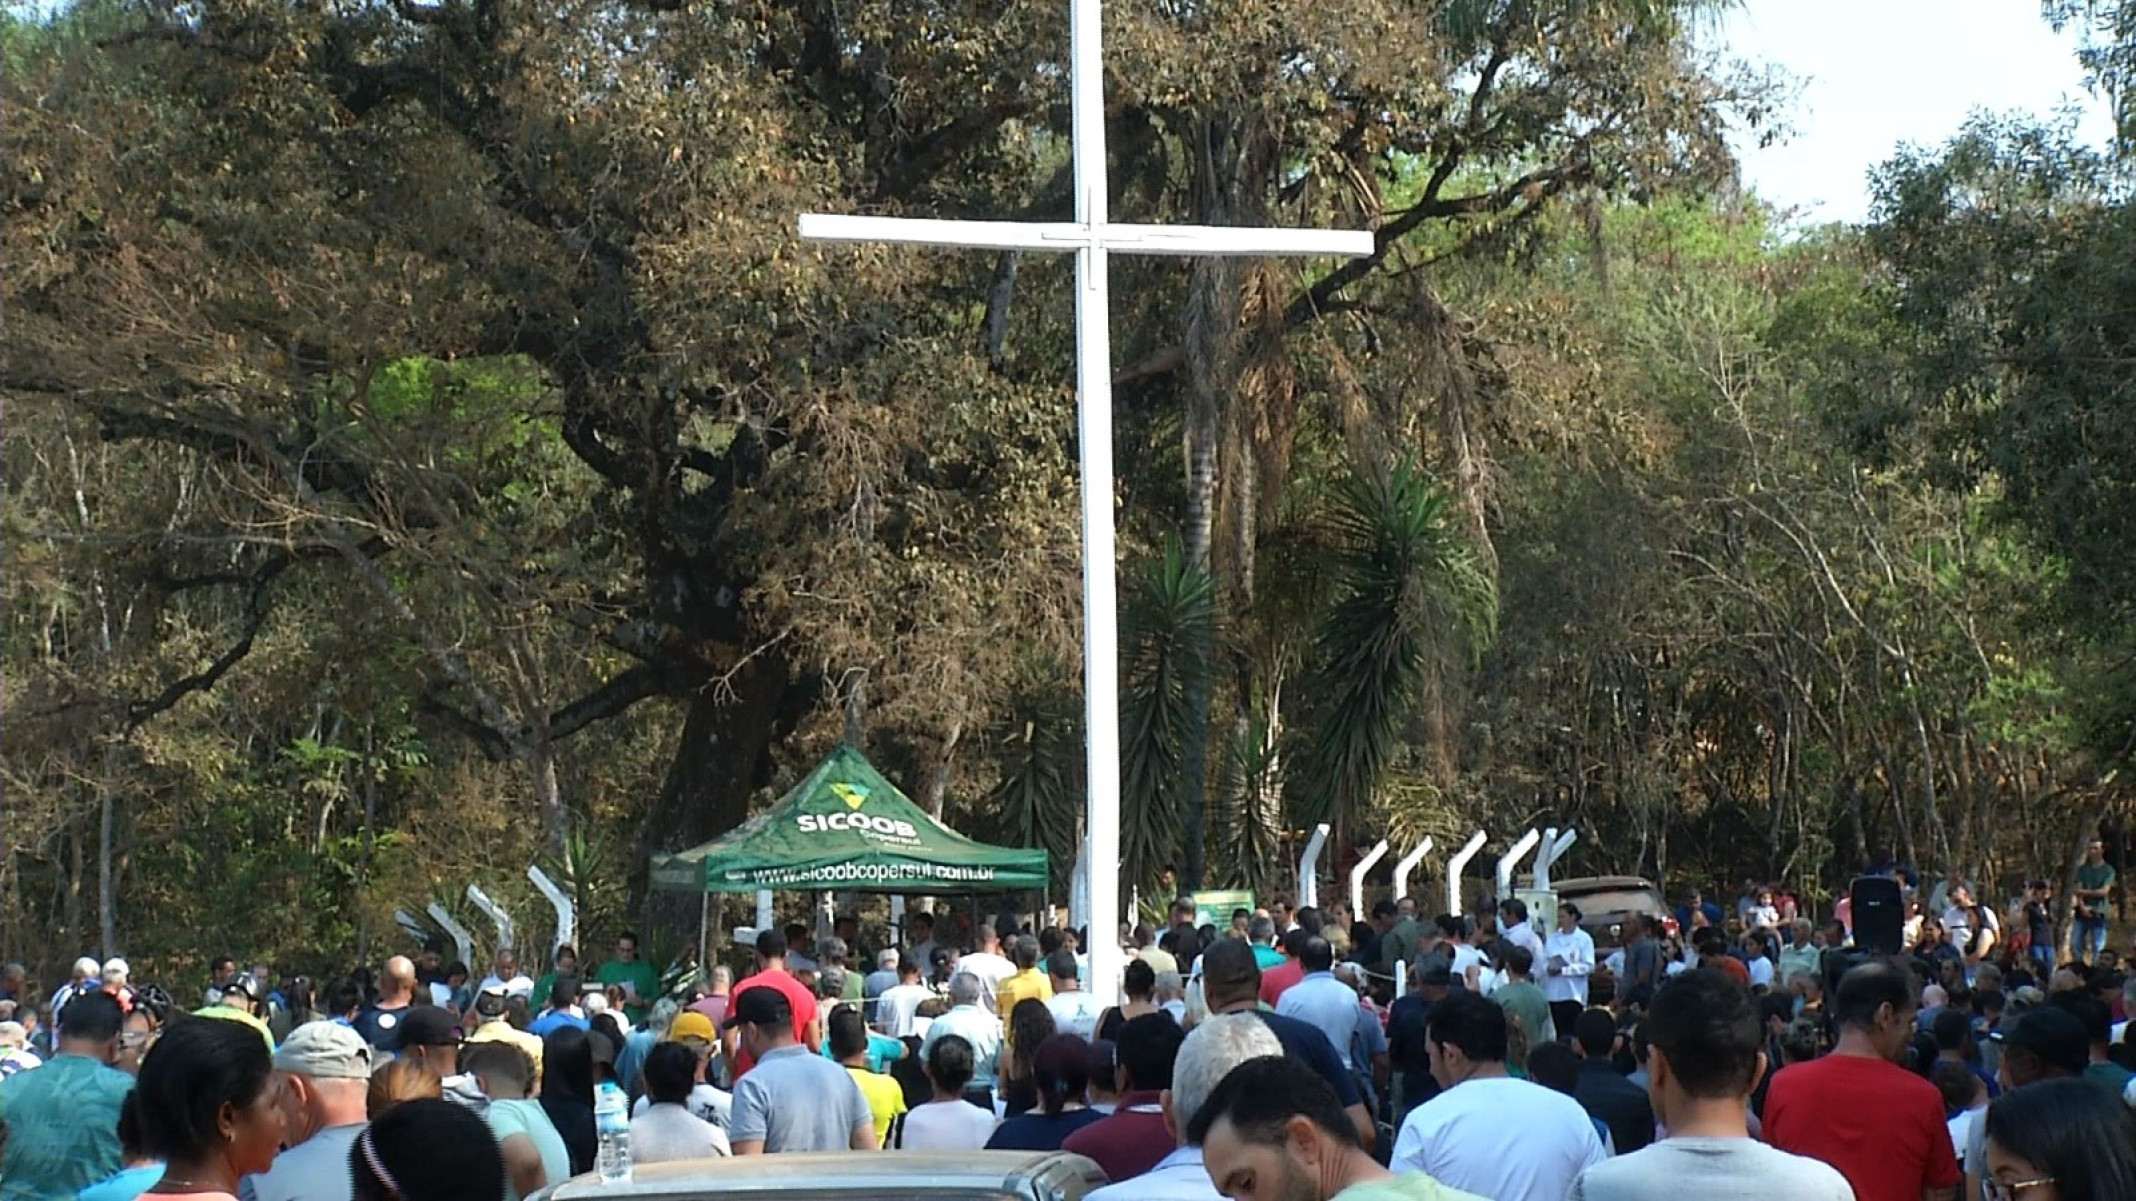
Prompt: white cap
<box><xmin>72</xmin><ymin>957</ymin><xmax>101</xmax><ymax>979</ymax></box>
<box><xmin>583</xmin><ymin>991</ymin><xmax>610</xmax><ymax>1015</ymax></box>
<box><xmin>504</xmin><ymin>975</ymin><xmax>535</xmax><ymax>998</ymax></box>
<box><xmin>101</xmin><ymin>958</ymin><xmax>130</xmax><ymax>983</ymax></box>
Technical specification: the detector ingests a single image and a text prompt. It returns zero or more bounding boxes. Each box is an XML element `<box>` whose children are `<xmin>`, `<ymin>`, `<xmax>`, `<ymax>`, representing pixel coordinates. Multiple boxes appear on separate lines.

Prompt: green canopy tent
<box><xmin>652</xmin><ymin>744</ymin><xmax>1048</xmax><ymax>962</ymax></box>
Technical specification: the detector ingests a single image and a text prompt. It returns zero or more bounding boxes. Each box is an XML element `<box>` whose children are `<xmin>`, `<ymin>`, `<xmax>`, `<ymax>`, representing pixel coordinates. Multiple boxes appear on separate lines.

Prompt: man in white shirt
<box><xmin>1274</xmin><ymin>938</ymin><xmax>1361</xmax><ymax>1070</ymax></box>
<box><xmin>1043</xmin><ymin>950</ymin><xmax>1103</xmax><ymax>1041</ymax></box>
<box><xmin>1498</xmin><ymin>899</ymin><xmax>1546</xmax><ymax>970</ymax></box>
<box><xmin>1392</xmin><ymin>989</ymin><xmax>1607</xmax><ymax>1201</ymax></box>
<box><xmin>955</xmin><ymin>924</ymin><xmax>1017</xmax><ymax>1013</ymax></box>
<box><xmin>1542</xmin><ymin>902</ymin><xmax>1597</xmax><ymax>1038</ymax></box>
<box><xmin>1085</xmin><ymin>1013</ymin><xmax>1284</xmax><ymax>1201</ymax></box>
<box><xmin>477</xmin><ymin>948</ymin><xmax>520</xmax><ymax>997</ymax></box>
<box><xmin>872</xmin><ymin>956</ymin><xmax>934</xmax><ymax>1040</ymax></box>
<box><xmin>919</xmin><ymin>972</ymin><xmax>1004</xmax><ymax>1105</ymax></box>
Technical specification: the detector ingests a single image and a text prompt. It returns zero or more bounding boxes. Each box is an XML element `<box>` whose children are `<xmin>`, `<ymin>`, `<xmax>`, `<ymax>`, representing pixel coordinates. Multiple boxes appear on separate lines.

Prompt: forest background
<box><xmin>4</xmin><ymin>0</ymin><xmax>2134</xmax><ymax>984</ymax></box>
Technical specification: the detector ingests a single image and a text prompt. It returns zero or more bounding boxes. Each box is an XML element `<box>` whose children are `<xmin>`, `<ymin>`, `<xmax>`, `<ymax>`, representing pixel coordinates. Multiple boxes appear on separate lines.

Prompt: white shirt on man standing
<box><xmin>1541</xmin><ymin>925</ymin><xmax>1596</xmax><ymax>1006</ymax></box>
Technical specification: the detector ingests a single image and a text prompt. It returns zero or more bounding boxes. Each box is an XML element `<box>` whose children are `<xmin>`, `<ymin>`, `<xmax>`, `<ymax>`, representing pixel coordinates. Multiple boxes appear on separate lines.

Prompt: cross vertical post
<box><xmin>797</xmin><ymin>0</ymin><xmax>1375</xmax><ymax>1008</ymax></box>
<box><xmin>1067</xmin><ymin>0</ymin><xmax>1125</xmax><ymax>1012</ymax></box>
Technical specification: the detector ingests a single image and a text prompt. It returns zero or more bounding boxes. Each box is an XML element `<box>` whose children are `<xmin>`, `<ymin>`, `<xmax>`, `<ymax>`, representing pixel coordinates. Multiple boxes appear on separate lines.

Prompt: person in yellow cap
<box><xmin>629</xmin><ymin>1009</ymin><xmax>732</xmax><ymax>1129</ymax></box>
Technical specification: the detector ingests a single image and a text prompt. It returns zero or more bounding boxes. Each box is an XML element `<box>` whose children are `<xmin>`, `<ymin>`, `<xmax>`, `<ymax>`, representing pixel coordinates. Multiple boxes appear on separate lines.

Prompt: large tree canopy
<box><xmin>4</xmin><ymin>0</ymin><xmax>2131</xmax><ymax>975</ymax></box>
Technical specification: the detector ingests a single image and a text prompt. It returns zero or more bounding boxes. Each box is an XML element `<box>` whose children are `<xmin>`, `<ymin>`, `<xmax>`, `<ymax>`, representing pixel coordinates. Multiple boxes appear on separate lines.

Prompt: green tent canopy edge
<box><xmin>648</xmin><ymin>743</ymin><xmax>1049</xmax><ymax>895</ymax></box>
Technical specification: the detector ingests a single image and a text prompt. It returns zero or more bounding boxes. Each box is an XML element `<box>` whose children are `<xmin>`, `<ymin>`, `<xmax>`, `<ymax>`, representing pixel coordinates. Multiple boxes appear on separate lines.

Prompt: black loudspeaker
<box><xmin>1851</xmin><ymin>875</ymin><xmax>1904</xmax><ymax>956</ymax></box>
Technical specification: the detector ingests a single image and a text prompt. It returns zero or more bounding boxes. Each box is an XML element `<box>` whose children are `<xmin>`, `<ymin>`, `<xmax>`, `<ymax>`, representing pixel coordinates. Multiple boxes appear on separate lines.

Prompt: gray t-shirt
<box><xmin>1571</xmin><ymin>1136</ymin><xmax>1854</xmax><ymax>1201</ymax></box>
<box><xmin>729</xmin><ymin>1044</ymin><xmax>871</xmax><ymax>1152</ymax></box>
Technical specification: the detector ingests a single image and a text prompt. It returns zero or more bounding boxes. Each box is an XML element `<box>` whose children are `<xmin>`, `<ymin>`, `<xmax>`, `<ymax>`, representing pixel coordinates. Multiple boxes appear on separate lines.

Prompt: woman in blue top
<box><xmin>985</xmin><ymin>1035</ymin><xmax>1107</xmax><ymax>1151</ymax></box>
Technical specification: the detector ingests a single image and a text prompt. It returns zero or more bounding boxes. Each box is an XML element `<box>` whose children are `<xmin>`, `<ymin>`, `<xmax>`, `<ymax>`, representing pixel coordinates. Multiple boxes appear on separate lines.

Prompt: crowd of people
<box><xmin>2</xmin><ymin>857</ymin><xmax>2136</xmax><ymax>1201</ymax></box>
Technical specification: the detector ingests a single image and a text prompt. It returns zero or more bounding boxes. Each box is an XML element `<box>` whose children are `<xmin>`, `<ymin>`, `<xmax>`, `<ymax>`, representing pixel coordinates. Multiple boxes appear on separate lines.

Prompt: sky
<box><xmin>1715</xmin><ymin>0</ymin><xmax>2118</xmax><ymax>225</ymax></box>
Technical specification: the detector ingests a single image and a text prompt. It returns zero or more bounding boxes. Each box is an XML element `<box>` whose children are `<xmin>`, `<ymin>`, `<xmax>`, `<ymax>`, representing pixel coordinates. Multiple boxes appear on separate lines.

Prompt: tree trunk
<box><xmin>531</xmin><ymin>733</ymin><xmax>566</xmax><ymax>857</ymax></box>
<box><xmin>97</xmin><ymin>764</ymin><xmax>117</xmax><ymax>957</ymax></box>
<box><xmin>628</xmin><ymin>655</ymin><xmax>793</xmax><ymax>914</ymax></box>
<box><xmin>2055</xmin><ymin>792</ymin><xmax>2114</xmax><ymax>958</ymax></box>
<box><xmin>924</xmin><ymin>719</ymin><xmax>962</xmax><ymax>822</ymax></box>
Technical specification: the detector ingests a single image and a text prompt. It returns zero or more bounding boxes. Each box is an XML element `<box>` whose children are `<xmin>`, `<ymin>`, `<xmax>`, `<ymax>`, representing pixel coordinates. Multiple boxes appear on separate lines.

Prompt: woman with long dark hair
<box><xmin>998</xmin><ymin>999</ymin><xmax>1057</xmax><ymax>1117</ymax></box>
<box><xmin>135</xmin><ymin>1016</ymin><xmax>283</xmax><ymax>1199</ymax></box>
<box><xmin>538</xmin><ymin>1026</ymin><xmax>597</xmax><ymax>1175</ymax></box>
<box><xmin>1094</xmin><ymin>959</ymin><xmax>1159</xmax><ymax>1043</ymax></box>
<box><xmin>984</xmin><ymin>1035</ymin><xmax>1106</xmax><ymax>1150</ymax></box>
<box><xmin>1983</xmin><ymin>1077</ymin><xmax>2136</xmax><ymax>1201</ymax></box>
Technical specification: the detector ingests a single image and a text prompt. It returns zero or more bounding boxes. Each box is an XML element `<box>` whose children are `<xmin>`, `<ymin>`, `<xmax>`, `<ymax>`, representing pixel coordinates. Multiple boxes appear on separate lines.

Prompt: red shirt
<box><xmin>1060</xmin><ymin>1090</ymin><xmax>1172</xmax><ymax>1182</ymax></box>
<box><xmin>729</xmin><ymin>968</ymin><xmax>818</xmax><ymax>1079</ymax></box>
<box><xmin>1259</xmin><ymin>959</ymin><xmax>1305</xmax><ymax>1007</ymax></box>
<box><xmin>1764</xmin><ymin>1051</ymin><xmax>1961</xmax><ymax>1201</ymax></box>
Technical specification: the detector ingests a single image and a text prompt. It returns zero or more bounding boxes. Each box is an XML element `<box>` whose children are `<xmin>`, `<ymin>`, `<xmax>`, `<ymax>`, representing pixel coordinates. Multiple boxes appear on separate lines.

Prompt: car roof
<box><xmin>1554</xmin><ymin>875</ymin><xmax>1662</xmax><ymax>894</ymax></box>
<box><xmin>541</xmin><ymin>1151</ymin><xmax>1095</xmax><ymax>1199</ymax></box>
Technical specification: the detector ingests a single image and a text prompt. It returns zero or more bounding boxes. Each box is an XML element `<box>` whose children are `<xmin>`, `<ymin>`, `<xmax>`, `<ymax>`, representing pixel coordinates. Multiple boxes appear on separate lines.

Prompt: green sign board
<box><xmin>1191</xmin><ymin>889</ymin><xmax>1256</xmax><ymax>929</ymax></box>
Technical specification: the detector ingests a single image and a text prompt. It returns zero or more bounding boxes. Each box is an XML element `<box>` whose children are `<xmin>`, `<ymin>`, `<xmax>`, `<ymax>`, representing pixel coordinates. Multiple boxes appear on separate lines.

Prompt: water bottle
<box><xmin>595</xmin><ymin>1079</ymin><xmax>632</xmax><ymax>1183</ymax></box>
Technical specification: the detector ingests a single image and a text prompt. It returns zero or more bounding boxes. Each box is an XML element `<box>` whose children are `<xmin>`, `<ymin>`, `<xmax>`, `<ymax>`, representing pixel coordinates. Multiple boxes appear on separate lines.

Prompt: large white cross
<box><xmin>798</xmin><ymin>0</ymin><xmax>1373</xmax><ymax>1006</ymax></box>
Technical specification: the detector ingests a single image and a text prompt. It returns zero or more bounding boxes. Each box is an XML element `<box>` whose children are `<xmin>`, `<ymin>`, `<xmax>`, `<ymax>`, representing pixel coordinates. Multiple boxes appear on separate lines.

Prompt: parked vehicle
<box><xmin>1552</xmin><ymin>875</ymin><xmax>1670</xmax><ymax>951</ymax></box>
<box><xmin>530</xmin><ymin>1151</ymin><xmax>1107</xmax><ymax>1201</ymax></box>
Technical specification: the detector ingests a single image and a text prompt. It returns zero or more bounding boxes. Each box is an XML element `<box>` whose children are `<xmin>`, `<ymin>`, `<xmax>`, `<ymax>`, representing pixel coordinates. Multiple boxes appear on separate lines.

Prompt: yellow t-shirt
<box><xmin>995</xmin><ymin>968</ymin><xmax>1055</xmax><ymax>1025</ymax></box>
<box><xmin>846</xmin><ymin>1065</ymin><xmax>907</xmax><ymax>1146</ymax></box>
<box><xmin>465</xmin><ymin>1020</ymin><xmax>547</xmax><ymax>1089</ymax></box>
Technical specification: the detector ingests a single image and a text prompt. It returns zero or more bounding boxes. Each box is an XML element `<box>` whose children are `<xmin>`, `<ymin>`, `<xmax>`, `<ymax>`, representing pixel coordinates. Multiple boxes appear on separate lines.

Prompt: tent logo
<box><xmin>831</xmin><ymin>783</ymin><xmax>870</xmax><ymax>811</ymax></box>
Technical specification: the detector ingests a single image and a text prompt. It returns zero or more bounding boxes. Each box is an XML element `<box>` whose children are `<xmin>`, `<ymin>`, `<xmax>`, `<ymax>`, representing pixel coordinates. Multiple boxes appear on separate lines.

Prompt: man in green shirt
<box><xmin>1376</xmin><ymin>899</ymin><xmax>1421</xmax><ymax>984</ymax></box>
<box><xmin>596</xmin><ymin>930</ymin><xmax>660</xmax><ymax>1023</ymax></box>
<box><xmin>530</xmin><ymin>943</ymin><xmax>578</xmax><ymax>1011</ymax></box>
<box><xmin>2074</xmin><ymin>838</ymin><xmax>2116</xmax><ymax>965</ymax></box>
<box><xmin>1493</xmin><ymin>944</ymin><xmax>1555</xmax><ymax>1073</ymax></box>
<box><xmin>0</xmin><ymin>990</ymin><xmax>134</xmax><ymax>1201</ymax></box>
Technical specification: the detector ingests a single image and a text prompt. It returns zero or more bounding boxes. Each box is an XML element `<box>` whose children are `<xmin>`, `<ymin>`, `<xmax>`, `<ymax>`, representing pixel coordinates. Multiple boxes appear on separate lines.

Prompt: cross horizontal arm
<box><xmin>799</xmin><ymin>214</ymin><xmax>1085</xmax><ymax>252</ymax></box>
<box><xmin>1100</xmin><ymin>223</ymin><xmax>1375</xmax><ymax>257</ymax></box>
<box><xmin>800</xmin><ymin>213</ymin><xmax>1376</xmax><ymax>259</ymax></box>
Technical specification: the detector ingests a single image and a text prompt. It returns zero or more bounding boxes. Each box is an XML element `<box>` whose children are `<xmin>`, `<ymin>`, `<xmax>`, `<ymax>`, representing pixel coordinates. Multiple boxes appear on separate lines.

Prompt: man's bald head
<box><xmin>382</xmin><ymin>956</ymin><xmax>417</xmax><ymax>1001</ymax></box>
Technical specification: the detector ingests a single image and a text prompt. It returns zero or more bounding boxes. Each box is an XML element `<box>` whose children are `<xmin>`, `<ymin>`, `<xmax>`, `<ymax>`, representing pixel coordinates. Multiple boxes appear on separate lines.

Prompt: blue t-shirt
<box><xmin>75</xmin><ymin>1164</ymin><xmax>162</xmax><ymax>1201</ymax></box>
<box><xmin>0</xmin><ymin>1053</ymin><xmax>135</xmax><ymax>1201</ymax></box>
<box><xmin>984</xmin><ymin>1107</ymin><xmax>1106</xmax><ymax>1151</ymax></box>
<box><xmin>1248</xmin><ymin>1010</ymin><xmax>1362</xmax><ymax>1107</ymax></box>
<box><xmin>819</xmin><ymin>1030</ymin><xmax>905</xmax><ymax>1075</ymax></box>
<box><xmin>528</xmin><ymin>1009</ymin><xmax>591</xmax><ymax>1039</ymax></box>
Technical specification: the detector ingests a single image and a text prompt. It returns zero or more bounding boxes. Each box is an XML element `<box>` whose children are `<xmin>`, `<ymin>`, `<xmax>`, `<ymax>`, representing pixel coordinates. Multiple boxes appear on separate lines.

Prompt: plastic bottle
<box><xmin>595</xmin><ymin>1079</ymin><xmax>633</xmax><ymax>1183</ymax></box>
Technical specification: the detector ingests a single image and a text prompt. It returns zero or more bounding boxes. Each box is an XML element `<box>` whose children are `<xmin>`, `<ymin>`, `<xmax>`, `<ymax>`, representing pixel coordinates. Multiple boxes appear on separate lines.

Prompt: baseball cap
<box><xmin>669</xmin><ymin>1011</ymin><xmax>717</xmax><ymax>1044</ymax></box>
<box><xmin>399</xmin><ymin>1006</ymin><xmax>461</xmax><ymax>1048</ymax></box>
<box><xmin>1994</xmin><ymin>1006</ymin><xmax>2088</xmax><ymax>1076</ymax></box>
<box><xmin>722</xmin><ymin>987</ymin><xmax>793</xmax><ymax>1031</ymax></box>
<box><xmin>275</xmin><ymin>1020</ymin><xmax>375</xmax><ymax>1080</ymax></box>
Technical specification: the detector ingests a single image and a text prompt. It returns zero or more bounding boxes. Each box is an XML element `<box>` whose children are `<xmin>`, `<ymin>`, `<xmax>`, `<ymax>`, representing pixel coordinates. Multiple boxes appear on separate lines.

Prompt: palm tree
<box><xmin>1292</xmin><ymin>459</ymin><xmax>1497</xmax><ymax>830</ymax></box>
<box><xmin>1119</xmin><ymin>541</ymin><xmax>1218</xmax><ymax>893</ymax></box>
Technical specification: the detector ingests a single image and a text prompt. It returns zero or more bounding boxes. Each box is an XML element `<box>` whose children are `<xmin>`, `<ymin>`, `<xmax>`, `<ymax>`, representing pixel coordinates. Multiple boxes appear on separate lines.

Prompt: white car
<box><xmin>532</xmin><ymin>1151</ymin><xmax>1107</xmax><ymax>1201</ymax></box>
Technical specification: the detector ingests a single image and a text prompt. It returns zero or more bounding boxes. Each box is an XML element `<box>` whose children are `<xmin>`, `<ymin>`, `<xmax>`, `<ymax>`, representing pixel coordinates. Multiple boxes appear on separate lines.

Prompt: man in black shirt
<box><xmin>1386</xmin><ymin>962</ymin><xmax>1452</xmax><ymax>1124</ymax></box>
<box><xmin>1572</xmin><ymin>1007</ymin><xmax>1655</xmax><ymax>1154</ymax></box>
<box><xmin>1198</xmin><ymin>937</ymin><xmax>1375</xmax><ymax>1151</ymax></box>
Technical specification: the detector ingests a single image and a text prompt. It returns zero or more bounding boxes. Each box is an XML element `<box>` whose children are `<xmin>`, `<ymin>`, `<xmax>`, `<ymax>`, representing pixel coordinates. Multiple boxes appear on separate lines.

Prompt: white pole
<box><xmin>1495</xmin><ymin>828</ymin><xmax>1542</xmax><ymax>901</ymax></box>
<box><xmin>1446</xmin><ymin>831</ymin><xmax>1488</xmax><ymax>920</ymax></box>
<box><xmin>891</xmin><ymin>895</ymin><xmax>906</xmax><ymax>942</ymax></box>
<box><xmin>465</xmin><ymin>885</ymin><xmax>515</xmax><ymax>957</ymax></box>
<box><xmin>526</xmin><ymin>866</ymin><xmax>576</xmax><ymax>954</ymax></box>
<box><xmin>425</xmin><ymin>902</ymin><xmax>475</xmax><ymax>974</ymax></box>
<box><xmin>1350</xmin><ymin>839</ymin><xmax>1391</xmax><ymax>919</ymax></box>
<box><xmin>1298</xmin><ymin>823</ymin><xmax>1332</xmax><ymax>911</ymax></box>
<box><xmin>755</xmin><ymin>890</ymin><xmax>774</xmax><ymax>935</ymax></box>
<box><xmin>1072</xmin><ymin>0</ymin><xmax>1124</xmax><ymax>1009</ymax></box>
<box><xmin>1535</xmin><ymin>828</ymin><xmax>1578</xmax><ymax>892</ymax></box>
<box><xmin>1393</xmin><ymin>838</ymin><xmax>1435</xmax><ymax>904</ymax></box>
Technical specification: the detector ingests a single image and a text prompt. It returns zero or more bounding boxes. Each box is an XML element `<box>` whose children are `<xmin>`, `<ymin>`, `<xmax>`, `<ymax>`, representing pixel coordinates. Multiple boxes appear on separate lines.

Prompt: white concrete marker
<box><xmin>1299</xmin><ymin>823</ymin><xmax>1332</xmax><ymax>911</ymax></box>
<box><xmin>1350</xmin><ymin>839</ymin><xmax>1391</xmax><ymax>919</ymax></box>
